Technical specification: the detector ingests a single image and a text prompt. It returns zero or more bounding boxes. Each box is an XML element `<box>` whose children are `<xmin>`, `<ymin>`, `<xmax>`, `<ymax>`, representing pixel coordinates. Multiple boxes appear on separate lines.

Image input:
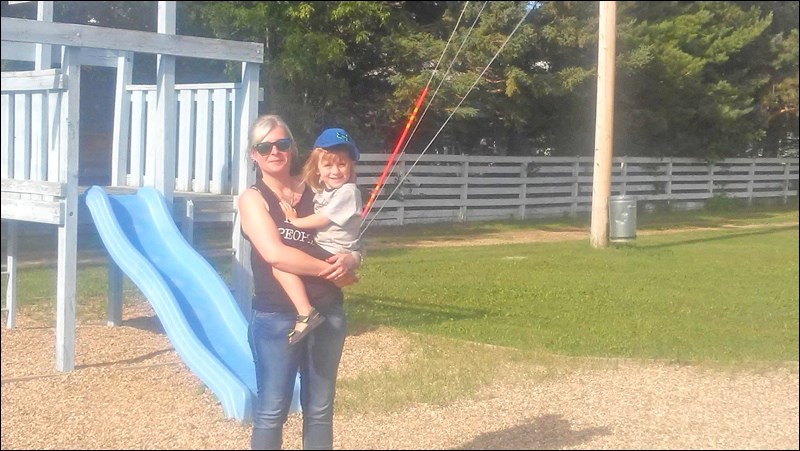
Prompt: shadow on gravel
<box><xmin>122</xmin><ymin>314</ymin><xmax>166</xmax><ymax>335</ymax></box>
<box><xmin>455</xmin><ymin>413</ymin><xmax>611</xmax><ymax>450</ymax></box>
<box><xmin>75</xmin><ymin>348</ymin><xmax>174</xmax><ymax>370</ymax></box>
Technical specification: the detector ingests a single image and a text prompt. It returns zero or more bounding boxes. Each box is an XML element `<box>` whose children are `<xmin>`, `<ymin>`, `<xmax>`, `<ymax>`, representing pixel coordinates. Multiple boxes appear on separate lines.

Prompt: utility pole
<box><xmin>590</xmin><ymin>1</ymin><xmax>617</xmax><ymax>248</ymax></box>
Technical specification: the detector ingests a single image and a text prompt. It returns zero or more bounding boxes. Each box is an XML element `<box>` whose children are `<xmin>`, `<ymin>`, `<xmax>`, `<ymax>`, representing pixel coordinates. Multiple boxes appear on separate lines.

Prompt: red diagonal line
<box><xmin>362</xmin><ymin>86</ymin><xmax>429</xmax><ymax>219</ymax></box>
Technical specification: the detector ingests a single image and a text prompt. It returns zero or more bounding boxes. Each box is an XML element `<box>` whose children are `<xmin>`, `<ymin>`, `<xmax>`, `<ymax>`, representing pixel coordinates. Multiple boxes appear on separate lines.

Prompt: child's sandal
<box><xmin>287</xmin><ymin>307</ymin><xmax>326</xmax><ymax>347</ymax></box>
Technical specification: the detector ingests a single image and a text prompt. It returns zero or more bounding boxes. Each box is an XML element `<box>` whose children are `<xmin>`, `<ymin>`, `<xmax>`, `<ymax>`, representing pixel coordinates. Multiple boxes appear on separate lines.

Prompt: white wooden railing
<box><xmin>1</xmin><ymin>13</ymin><xmax>263</xmax><ymax>372</ymax></box>
<box><xmin>115</xmin><ymin>83</ymin><xmax>242</xmax><ymax>195</ymax></box>
<box><xmin>176</xmin><ymin>153</ymin><xmax>798</xmax><ymax>238</ymax></box>
<box><xmin>356</xmin><ymin>154</ymin><xmax>799</xmax><ymax>226</ymax></box>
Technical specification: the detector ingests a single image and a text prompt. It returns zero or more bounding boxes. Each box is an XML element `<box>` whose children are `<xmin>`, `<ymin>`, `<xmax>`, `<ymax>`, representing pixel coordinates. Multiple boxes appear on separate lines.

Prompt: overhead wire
<box><xmin>361</xmin><ymin>1</ymin><xmax>474</xmax><ymax>221</ymax></box>
<box><xmin>375</xmin><ymin>1</ymin><xmax>489</xmax><ymax>197</ymax></box>
<box><xmin>360</xmin><ymin>4</ymin><xmax>533</xmax><ymax>237</ymax></box>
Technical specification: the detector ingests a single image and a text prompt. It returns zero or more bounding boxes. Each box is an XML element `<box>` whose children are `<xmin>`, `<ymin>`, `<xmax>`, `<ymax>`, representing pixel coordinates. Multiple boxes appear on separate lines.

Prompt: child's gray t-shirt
<box><xmin>313</xmin><ymin>182</ymin><xmax>363</xmax><ymax>254</ymax></box>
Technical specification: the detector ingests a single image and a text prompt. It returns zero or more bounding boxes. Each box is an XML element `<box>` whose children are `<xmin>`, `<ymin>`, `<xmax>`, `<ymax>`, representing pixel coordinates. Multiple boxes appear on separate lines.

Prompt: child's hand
<box><xmin>279</xmin><ymin>201</ymin><xmax>298</xmax><ymax>220</ymax></box>
<box><xmin>334</xmin><ymin>272</ymin><xmax>359</xmax><ymax>288</ymax></box>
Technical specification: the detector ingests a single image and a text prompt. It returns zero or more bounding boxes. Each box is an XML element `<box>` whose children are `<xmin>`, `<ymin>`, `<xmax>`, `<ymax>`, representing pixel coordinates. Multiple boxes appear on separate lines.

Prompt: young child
<box><xmin>273</xmin><ymin>128</ymin><xmax>364</xmax><ymax>347</ymax></box>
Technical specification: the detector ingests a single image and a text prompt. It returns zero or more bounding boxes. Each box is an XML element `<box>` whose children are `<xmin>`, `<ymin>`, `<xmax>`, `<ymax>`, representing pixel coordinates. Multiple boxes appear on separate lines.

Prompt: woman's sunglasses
<box><xmin>253</xmin><ymin>138</ymin><xmax>292</xmax><ymax>155</ymax></box>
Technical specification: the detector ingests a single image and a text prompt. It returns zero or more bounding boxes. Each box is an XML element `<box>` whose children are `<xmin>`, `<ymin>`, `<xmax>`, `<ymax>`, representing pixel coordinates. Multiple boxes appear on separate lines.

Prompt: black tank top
<box><xmin>246</xmin><ymin>178</ymin><xmax>343</xmax><ymax>313</ymax></box>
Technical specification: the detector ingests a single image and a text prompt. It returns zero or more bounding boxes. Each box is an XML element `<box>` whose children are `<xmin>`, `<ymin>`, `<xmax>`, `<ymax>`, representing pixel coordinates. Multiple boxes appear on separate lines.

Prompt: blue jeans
<box><xmin>248</xmin><ymin>302</ymin><xmax>346</xmax><ymax>450</ymax></box>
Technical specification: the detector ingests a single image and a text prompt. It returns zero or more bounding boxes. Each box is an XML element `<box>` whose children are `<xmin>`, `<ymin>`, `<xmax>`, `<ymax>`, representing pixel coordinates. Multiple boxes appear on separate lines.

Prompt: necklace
<box><xmin>265</xmin><ymin>181</ymin><xmax>300</xmax><ymax>207</ymax></box>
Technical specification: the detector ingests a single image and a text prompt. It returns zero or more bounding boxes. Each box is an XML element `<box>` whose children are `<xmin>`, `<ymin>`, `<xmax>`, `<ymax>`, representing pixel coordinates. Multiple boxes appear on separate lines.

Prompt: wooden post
<box><xmin>111</xmin><ymin>52</ymin><xmax>133</xmax><ymax>186</ymax></box>
<box><xmin>519</xmin><ymin>161</ymin><xmax>528</xmax><ymax>219</ymax></box>
<box><xmin>107</xmin><ymin>260</ymin><xmax>123</xmax><ymax>326</ymax></box>
<box><xmin>34</xmin><ymin>1</ymin><xmax>53</xmax><ymax>70</ymax></box>
<box><xmin>590</xmin><ymin>1</ymin><xmax>616</xmax><ymax>248</ymax></box>
<box><xmin>55</xmin><ymin>46</ymin><xmax>80</xmax><ymax>372</ymax></box>
<box><xmin>459</xmin><ymin>159</ymin><xmax>469</xmax><ymax>222</ymax></box>
<box><xmin>4</xmin><ymin>221</ymin><xmax>18</xmax><ymax>329</ymax></box>
<box><xmin>571</xmin><ymin>160</ymin><xmax>580</xmax><ymax>217</ymax></box>
<box><xmin>231</xmin><ymin>61</ymin><xmax>261</xmax><ymax>317</ymax></box>
<box><xmin>154</xmin><ymin>1</ymin><xmax>176</xmax><ymax>205</ymax></box>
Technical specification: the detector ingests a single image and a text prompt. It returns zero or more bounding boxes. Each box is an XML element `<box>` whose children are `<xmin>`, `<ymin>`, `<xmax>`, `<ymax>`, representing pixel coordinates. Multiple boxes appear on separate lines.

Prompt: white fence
<box><xmin>356</xmin><ymin>154</ymin><xmax>799</xmax><ymax>226</ymax></box>
<box><xmin>5</xmin><ymin>68</ymin><xmax>794</xmax><ymax>231</ymax></box>
<box><xmin>177</xmin><ymin>153</ymin><xmax>798</xmax><ymax>235</ymax></box>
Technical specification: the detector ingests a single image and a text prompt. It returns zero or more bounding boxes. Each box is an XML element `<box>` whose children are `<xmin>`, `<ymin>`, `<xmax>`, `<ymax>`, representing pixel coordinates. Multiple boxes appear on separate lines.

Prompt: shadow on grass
<box><xmin>637</xmin><ymin>206</ymin><xmax>798</xmax><ymax>230</ymax></box>
<box><xmin>346</xmin><ymin>293</ymin><xmax>491</xmax><ymax>330</ymax></box>
<box><xmin>625</xmin><ymin>224</ymin><xmax>797</xmax><ymax>250</ymax></box>
<box><xmin>455</xmin><ymin>413</ymin><xmax>611</xmax><ymax>450</ymax></box>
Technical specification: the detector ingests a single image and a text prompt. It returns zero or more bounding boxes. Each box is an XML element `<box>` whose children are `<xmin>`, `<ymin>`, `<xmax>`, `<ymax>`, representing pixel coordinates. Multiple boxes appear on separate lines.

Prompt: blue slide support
<box><xmin>84</xmin><ymin>186</ymin><xmax>300</xmax><ymax>422</ymax></box>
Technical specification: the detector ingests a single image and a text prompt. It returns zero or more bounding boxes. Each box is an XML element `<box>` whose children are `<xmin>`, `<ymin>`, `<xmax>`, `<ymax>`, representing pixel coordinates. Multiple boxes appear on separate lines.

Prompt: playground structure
<box><xmin>1</xmin><ymin>1</ymin><xmax>271</xmax><ymax>421</ymax></box>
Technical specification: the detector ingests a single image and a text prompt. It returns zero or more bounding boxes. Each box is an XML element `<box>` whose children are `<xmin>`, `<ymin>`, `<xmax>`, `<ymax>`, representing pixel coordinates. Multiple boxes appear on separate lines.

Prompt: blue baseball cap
<box><xmin>313</xmin><ymin>128</ymin><xmax>359</xmax><ymax>162</ymax></box>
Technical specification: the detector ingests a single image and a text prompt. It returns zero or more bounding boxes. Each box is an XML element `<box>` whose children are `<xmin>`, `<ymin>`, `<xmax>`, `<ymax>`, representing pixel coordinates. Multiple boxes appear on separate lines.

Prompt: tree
<box><xmin>382</xmin><ymin>1</ymin><xmax>575</xmax><ymax>157</ymax></box>
<box><xmin>737</xmin><ymin>1</ymin><xmax>799</xmax><ymax>157</ymax></box>
<box><xmin>3</xmin><ymin>1</ymin><xmax>796</xmax><ymax>159</ymax></box>
<box><xmin>180</xmin><ymin>1</ymin><xmax>396</xmax><ymax>155</ymax></box>
<box><xmin>615</xmin><ymin>1</ymin><xmax>778</xmax><ymax>159</ymax></box>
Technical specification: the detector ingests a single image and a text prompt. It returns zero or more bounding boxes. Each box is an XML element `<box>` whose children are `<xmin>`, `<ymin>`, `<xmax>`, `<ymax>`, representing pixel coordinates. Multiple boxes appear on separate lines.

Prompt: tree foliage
<box><xmin>616</xmin><ymin>1</ymin><xmax>775</xmax><ymax>158</ymax></box>
<box><xmin>2</xmin><ymin>0</ymin><xmax>796</xmax><ymax>159</ymax></box>
<box><xmin>179</xmin><ymin>1</ymin><xmax>397</xmax><ymax>152</ymax></box>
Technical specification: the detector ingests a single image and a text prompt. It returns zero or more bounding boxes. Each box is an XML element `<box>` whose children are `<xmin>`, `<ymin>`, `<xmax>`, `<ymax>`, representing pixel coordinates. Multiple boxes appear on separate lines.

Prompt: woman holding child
<box><xmin>238</xmin><ymin>114</ymin><xmax>362</xmax><ymax>450</ymax></box>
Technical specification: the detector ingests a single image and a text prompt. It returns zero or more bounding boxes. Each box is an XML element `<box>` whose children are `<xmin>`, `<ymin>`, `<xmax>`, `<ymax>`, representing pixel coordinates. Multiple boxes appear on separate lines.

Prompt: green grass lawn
<box><xmin>3</xmin><ymin>205</ymin><xmax>797</xmax><ymax>364</ymax></box>
<box><xmin>3</xmin><ymin>204</ymin><xmax>797</xmax><ymax>414</ymax></box>
<box><xmin>348</xmin><ymin>223</ymin><xmax>799</xmax><ymax>363</ymax></box>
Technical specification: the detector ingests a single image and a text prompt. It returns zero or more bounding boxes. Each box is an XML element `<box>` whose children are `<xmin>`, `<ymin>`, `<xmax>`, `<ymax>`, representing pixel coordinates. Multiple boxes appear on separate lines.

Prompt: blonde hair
<box><xmin>302</xmin><ymin>147</ymin><xmax>357</xmax><ymax>192</ymax></box>
<box><xmin>247</xmin><ymin>114</ymin><xmax>298</xmax><ymax>161</ymax></box>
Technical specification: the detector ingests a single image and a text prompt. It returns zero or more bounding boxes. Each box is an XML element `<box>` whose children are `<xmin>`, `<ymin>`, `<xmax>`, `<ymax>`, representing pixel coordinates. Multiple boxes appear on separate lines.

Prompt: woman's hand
<box><xmin>327</xmin><ymin>252</ymin><xmax>361</xmax><ymax>271</ymax></box>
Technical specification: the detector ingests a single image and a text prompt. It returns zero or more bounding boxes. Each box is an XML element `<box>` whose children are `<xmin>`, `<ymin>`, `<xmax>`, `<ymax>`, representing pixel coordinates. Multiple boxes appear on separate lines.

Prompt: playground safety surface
<box><xmin>2</xmin><ymin>300</ymin><xmax>797</xmax><ymax>450</ymax></box>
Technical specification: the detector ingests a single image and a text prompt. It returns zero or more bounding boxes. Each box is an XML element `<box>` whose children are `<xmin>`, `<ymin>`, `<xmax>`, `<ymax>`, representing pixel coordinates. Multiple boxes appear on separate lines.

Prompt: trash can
<box><xmin>609</xmin><ymin>196</ymin><xmax>637</xmax><ymax>241</ymax></box>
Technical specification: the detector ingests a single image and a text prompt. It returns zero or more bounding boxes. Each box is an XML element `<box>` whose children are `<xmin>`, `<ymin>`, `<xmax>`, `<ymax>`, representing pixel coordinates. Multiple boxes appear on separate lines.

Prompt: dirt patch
<box><xmin>371</xmin><ymin>221</ymin><xmax>798</xmax><ymax>249</ymax></box>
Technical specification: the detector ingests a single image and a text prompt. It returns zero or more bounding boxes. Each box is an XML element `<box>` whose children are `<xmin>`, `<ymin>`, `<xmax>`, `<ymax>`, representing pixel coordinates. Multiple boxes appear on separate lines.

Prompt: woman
<box><xmin>238</xmin><ymin>115</ymin><xmax>361</xmax><ymax>450</ymax></box>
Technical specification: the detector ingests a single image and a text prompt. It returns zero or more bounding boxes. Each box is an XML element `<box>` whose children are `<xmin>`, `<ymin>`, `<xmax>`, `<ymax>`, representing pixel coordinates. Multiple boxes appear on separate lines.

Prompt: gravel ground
<box><xmin>1</xmin><ymin>302</ymin><xmax>797</xmax><ymax>450</ymax></box>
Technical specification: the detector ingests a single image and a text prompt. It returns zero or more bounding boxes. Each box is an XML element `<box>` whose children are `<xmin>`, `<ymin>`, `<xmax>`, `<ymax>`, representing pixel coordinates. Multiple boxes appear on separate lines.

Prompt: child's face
<box><xmin>317</xmin><ymin>150</ymin><xmax>353</xmax><ymax>189</ymax></box>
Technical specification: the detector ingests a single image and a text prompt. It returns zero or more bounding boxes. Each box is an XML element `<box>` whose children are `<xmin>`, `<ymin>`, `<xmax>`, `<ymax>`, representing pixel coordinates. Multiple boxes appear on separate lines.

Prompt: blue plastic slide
<box><xmin>84</xmin><ymin>186</ymin><xmax>300</xmax><ymax>422</ymax></box>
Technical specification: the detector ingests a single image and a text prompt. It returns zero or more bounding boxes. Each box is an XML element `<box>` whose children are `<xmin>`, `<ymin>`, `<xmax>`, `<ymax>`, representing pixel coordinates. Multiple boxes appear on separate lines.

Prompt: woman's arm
<box><xmin>239</xmin><ymin>188</ymin><xmax>348</xmax><ymax>279</ymax></box>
